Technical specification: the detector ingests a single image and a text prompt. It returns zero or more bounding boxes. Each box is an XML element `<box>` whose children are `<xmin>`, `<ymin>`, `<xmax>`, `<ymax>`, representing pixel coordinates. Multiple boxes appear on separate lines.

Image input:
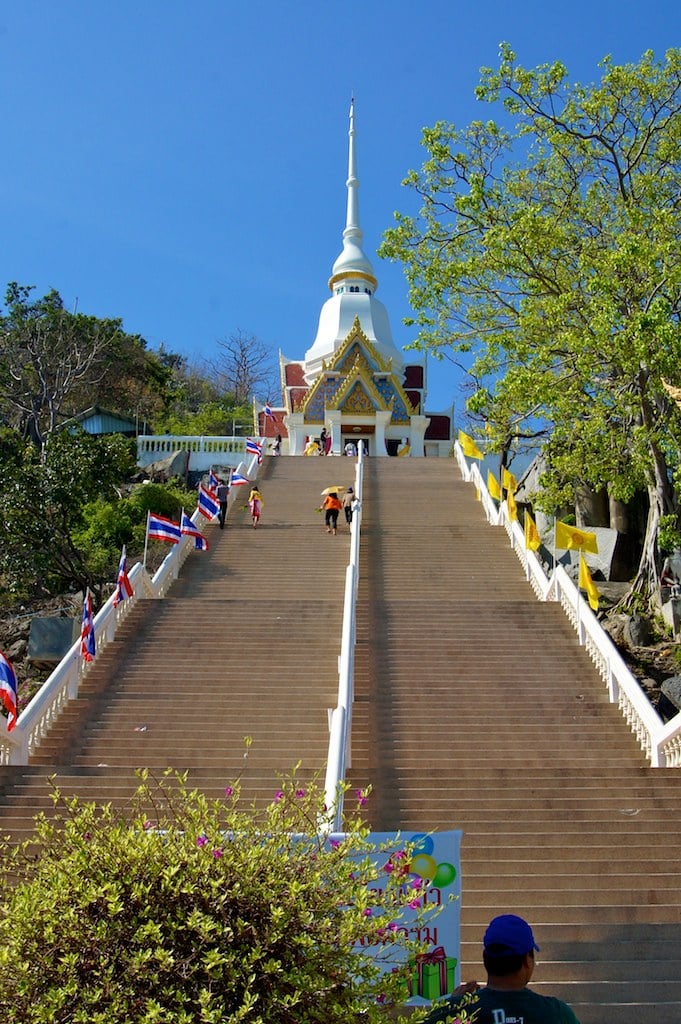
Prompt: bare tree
<box><xmin>209</xmin><ymin>329</ymin><xmax>279</xmax><ymax>405</ymax></box>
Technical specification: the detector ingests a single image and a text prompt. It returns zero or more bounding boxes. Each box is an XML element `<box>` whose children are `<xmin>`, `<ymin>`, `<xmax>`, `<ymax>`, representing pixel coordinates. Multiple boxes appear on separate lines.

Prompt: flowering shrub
<box><xmin>0</xmin><ymin>768</ymin><xmax>441</xmax><ymax>1024</ymax></box>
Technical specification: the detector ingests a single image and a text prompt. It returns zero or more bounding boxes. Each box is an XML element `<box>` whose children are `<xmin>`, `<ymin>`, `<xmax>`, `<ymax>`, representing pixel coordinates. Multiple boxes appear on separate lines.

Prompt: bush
<box><xmin>0</xmin><ymin>768</ymin><xmax>439</xmax><ymax>1024</ymax></box>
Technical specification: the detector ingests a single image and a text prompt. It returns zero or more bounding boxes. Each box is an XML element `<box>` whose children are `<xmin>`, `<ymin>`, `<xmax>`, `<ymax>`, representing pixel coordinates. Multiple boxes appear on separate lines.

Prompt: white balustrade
<box><xmin>137</xmin><ymin>435</ymin><xmax>250</xmax><ymax>472</ymax></box>
<box><xmin>1</xmin><ymin>509</ymin><xmax>212</xmax><ymax>766</ymax></box>
<box><xmin>454</xmin><ymin>441</ymin><xmax>681</xmax><ymax>767</ymax></box>
<box><xmin>324</xmin><ymin>450</ymin><xmax>364</xmax><ymax>830</ymax></box>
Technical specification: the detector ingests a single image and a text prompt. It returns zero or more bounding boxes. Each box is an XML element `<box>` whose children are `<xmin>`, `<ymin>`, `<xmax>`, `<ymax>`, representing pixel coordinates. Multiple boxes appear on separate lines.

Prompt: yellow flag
<box><xmin>502</xmin><ymin>467</ymin><xmax>518</xmax><ymax>493</ymax></box>
<box><xmin>506</xmin><ymin>488</ymin><xmax>518</xmax><ymax>521</ymax></box>
<box><xmin>579</xmin><ymin>554</ymin><xmax>600</xmax><ymax>612</ymax></box>
<box><xmin>524</xmin><ymin>511</ymin><xmax>541</xmax><ymax>551</ymax></box>
<box><xmin>458</xmin><ymin>430</ymin><xmax>484</xmax><ymax>460</ymax></box>
<box><xmin>555</xmin><ymin>520</ymin><xmax>599</xmax><ymax>554</ymax></box>
<box><xmin>487</xmin><ymin>471</ymin><xmax>501</xmax><ymax>501</ymax></box>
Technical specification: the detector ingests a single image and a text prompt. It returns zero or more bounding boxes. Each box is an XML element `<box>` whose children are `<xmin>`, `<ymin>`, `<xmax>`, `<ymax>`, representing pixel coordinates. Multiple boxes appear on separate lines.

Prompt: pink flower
<box><xmin>363</xmin><ymin>908</ymin><xmax>372</xmax><ymax>917</ymax></box>
<box><xmin>330</xmin><ymin>839</ymin><xmax>340</xmax><ymax>849</ymax></box>
<box><xmin>355</xmin><ymin>789</ymin><xmax>368</xmax><ymax>806</ymax></box>
<box><xmin>295</xmin><ymin>788</ymin><xmax>306</xmax><ymax>799</ymax></box>
<box><xmin>407</xmin><ymin>897</ymin><xmax>422</xmax><ymax>909</ymax></box>
<box><xmin>212</xmin><ymin>848</ymin><xmax>223</xmax><ymax>859</ymax></box>
<box><xmin>143</xmin><ymin>820</ymin><xmax>154</xmax><ymax>831</ymax></box>
<box><xmin>274</xmin><ymin>790</ymin><xmax>284</xmax><ymax>803</ymax></box>
<box><xmin>196</xmin><ymin>835</ymin><xmax>208</xmax><ymax>848</ymax></box>
<box><xmin>224</xmin><ymin>785</ymin><xmax>234</xmax><ymax>798</ymax></box>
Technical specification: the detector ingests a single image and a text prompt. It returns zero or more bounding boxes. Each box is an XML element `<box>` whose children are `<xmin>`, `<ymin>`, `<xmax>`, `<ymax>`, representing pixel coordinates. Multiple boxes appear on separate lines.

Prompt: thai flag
<box><xmin>246</xmin><ymin>437</ymin><xmax>263</xmax><ymax>464</ymax></box>
<box><xmin>230</xmin><ymin>472</ymin><xmax>250</xmax><ymax>487</ymax></box>
<box><xmin>148</xmin><ymin>513</ymin><xmax>182</xmax><ymax>543</ymax></box>
<box><xmin>208</xmin><ymin>469</ymin><xmax>220</xmax><ymax>492</ymax></box>
<box><xmin>265</xmin><ymin>403</ymin><xmax>275</xmax><ymax>420</ymax></box>
<box><xmin>198</xmin><ymin>484</ymin><xmax>220</xmax><ymax>520</ymax></box>
<box><xmin>80</xmin><ymin>590</ymin><xmax>96</xmax><ymax>663</ymax></box>
<box><xmin>0</xmin><ymin>649</ymin><xmax>18</xmax><ymax>732</ymax></box>
<box><xmin>113</xmin><ymin>545</ymin><xmax>133</xmax><ymax>607</ymax></box>
<box><xmin>181</xmin><ymin>512</ymin><xmax>209</xmax><ymax>551</ymax></box>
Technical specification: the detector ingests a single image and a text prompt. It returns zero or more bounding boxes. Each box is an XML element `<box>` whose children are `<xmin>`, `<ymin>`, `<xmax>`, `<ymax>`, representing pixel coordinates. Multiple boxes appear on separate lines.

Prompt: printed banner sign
<box><xmin>331</xmin><ymin>829</ymin><xmax>462</xmax><ymax>1004</ymax></box>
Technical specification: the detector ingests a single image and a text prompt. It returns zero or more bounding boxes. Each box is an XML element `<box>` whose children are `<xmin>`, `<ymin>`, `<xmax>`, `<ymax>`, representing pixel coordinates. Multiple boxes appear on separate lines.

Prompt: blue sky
<box><xmin>1</xmin><ymin>2</ymin><xmax>677</xmax><ymax>416</ymax></box>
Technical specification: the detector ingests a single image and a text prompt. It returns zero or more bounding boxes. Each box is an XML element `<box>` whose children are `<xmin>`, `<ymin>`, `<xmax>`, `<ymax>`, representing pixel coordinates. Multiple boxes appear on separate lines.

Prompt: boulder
<box><xmin>601</xmin><ymin>613</ymin><xmax>629</xmax><ymax>646</ymax></box>
<box><xmin>661</xmin><ymin>675</ymin><xmax>681</xmax><ymax>712</ymax></box>
<box><xmin>4</xmin><ymin>638</ymin><xmax>27</xmax><ymax>662</ymax></box>
<box><xmin>624</xmin><ymin>614</ymin><xmax>653</xmax><ymax>648</ymax></box>
<box><xmin>143</xmin><ymin>450</ymin><xmax>190</xmax><ymax>484</ymax></box>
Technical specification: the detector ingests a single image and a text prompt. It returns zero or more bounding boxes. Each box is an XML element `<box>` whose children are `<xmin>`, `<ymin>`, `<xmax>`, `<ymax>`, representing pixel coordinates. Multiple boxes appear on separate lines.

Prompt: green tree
<box><xmin>381</xmin><ymin>45</ymin><xmax>681</xmax><ymax>602</ymax></box>
<box><xmin>157</xmin><ymin>398</ymin><xmax>253</xmax><ymax>436</ymax></box>
<box><xmin>0</xmin><ymin>284</ymin><xmax>147</xmax><ymax>449</ymax></box>
<box><xmin>0</xmin><ymin>429</ymin><xmax>136</xmax><ymax>601</ymax></box>
<box><xmin>82</xmin><ymin>334</ymin><xmax>177</xmax><ymax>434</ymax></box>
<box><xmin>0</xmin><ymin>770</ymin><xmax>445</xmax><ymax>1024</ymax></box>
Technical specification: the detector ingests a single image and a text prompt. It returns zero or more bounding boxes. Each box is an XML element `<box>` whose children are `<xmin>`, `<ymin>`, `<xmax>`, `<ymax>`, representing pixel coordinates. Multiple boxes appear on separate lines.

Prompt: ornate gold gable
<box><xmin>299</xmin><ymin>316</ymin><xmax>417</xmax><ymax>422</ymax></box>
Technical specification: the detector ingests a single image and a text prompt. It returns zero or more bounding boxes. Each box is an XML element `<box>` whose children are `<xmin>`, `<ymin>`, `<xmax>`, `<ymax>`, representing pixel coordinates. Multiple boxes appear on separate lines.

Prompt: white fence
<box><xmin>453</xmin><ymin>442</ymin><xmax>681</xmax><ymax>768</ymax></box>
<box><xmin>1</xmin><ymin>452</ymin><xmax>263</xmax><ymax>767</ymax></box>
<box><xmin>0</xmin><ymin>537</ymin><xmax>193</xmax><ymax>766</ymax></box>
<box><xmin>137</xmin><ymin>435</ymin><xmax>250</xmax><ymax>472</ymax></box>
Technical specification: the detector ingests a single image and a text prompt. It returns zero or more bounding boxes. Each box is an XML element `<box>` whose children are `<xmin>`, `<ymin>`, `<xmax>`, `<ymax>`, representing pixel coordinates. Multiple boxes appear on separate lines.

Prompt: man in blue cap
<box><xmin>425</xmin><ymin>914</ymin><xmax>581</xmax><ymax>1023</ymax></box>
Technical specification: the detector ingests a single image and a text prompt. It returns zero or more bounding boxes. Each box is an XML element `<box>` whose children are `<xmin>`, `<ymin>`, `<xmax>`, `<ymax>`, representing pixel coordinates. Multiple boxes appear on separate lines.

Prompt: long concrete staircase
<box><xmin>0</xmin><ymin>456</ymin><xmax>349</xmax><ymax>829</ymax></box>
<box><xmin>1</xmin><ymin>455</ymin><xmax>680</xmax><ymax>1022</ymax></box>
<box><xmin>346</xmin><ymin>457</ymin><xmax>681</xmax><ymax>1024</ymax></box>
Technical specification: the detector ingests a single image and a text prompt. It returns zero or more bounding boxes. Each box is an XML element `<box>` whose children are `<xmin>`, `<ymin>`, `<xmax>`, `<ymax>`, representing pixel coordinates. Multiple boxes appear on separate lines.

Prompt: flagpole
<box><xmin>79</xmin><ymin>586</ymin><xmax>89</xmax><ymax>677</ymax></box>
<box><xmin>80</xmin><ymin>586</ymin><xmax>86</xmax><ymax>676</ymax></box>
<box><xmin>143</xmin><ymin>510</ymin><xmax>150</xmax><ymax>572</ymax></box>
<box><xmin>552</xmin><ymin>517</ymin><xmax>556</xmax><ymax>579</ymax></box>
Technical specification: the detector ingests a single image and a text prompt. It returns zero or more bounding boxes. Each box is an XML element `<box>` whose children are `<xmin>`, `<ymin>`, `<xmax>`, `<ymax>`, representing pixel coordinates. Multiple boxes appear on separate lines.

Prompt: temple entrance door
<box><xmin>343</xmin><ymin>425</ymin><xmax>375</xmax><ymax>456</ymax></box>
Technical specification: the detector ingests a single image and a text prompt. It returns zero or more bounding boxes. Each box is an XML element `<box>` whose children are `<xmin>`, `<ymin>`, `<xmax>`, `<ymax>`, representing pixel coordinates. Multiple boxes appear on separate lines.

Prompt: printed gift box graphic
<box><xmin>411</xmin><ymin>946</ymin><xmax>458</xmax><ymax>1000</ymax></box>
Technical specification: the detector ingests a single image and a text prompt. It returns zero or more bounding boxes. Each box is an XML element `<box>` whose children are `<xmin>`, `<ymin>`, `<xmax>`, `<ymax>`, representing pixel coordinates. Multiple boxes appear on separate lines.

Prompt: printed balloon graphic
<box><xmin>432</xmin><ymin>861</ymin><xmax>457</xmax><ymax>888</ymax></box>
<box><xmin>409</xmin><ymin>853</ymin><xmax>438</xmax><ymax>881</ymax></box>
<box><xmin>409</xmin><ymin>833</ymin><xmax>434</xmax><ymax>856</ymax></box>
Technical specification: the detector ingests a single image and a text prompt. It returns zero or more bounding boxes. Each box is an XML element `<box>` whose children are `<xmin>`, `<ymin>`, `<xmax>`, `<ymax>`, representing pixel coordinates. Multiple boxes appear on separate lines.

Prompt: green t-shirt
<box><xmin>427</xmin><ymin>985</ymin><xmax>581</xmax><ymax>1024</ymax></box>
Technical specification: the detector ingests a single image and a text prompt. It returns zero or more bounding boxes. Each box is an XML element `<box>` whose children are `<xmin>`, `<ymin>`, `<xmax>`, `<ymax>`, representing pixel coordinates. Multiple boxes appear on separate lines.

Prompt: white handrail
<box><xmin>324</xmin><ymin>451</ymin><xmax>364</xmax><ymax>828</ymax></box>
<box><xmin>0</xmin><ymin>500</ymin><xmax>231</xmax><ymax>767</ymax></box>
<box><xmin>454</xmin><ymin>441</ymin><xmax>680</xmax><ymax>767</ymax></box>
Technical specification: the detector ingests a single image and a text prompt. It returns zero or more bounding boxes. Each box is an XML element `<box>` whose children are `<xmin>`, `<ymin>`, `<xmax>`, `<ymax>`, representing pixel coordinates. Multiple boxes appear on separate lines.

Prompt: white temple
<box><xmin>258</xmin><ymin>101</ymin><xmax>453</xmax><ymax>457</ymax></box>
